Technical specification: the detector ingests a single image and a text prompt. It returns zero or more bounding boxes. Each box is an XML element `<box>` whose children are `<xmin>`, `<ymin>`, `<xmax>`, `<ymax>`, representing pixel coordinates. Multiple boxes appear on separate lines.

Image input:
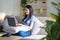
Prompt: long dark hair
<box><xmin>22</xmin><ymin>5</ymin><xmax>33</xmax><ymax>22</ymax></box>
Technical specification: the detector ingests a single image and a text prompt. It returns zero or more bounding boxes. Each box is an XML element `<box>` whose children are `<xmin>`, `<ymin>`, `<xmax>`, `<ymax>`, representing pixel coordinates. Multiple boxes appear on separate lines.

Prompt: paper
<box><xmin>3</xmin><ymin>25</ymin><xmax>30</xmax><ymax>34</ymax></box>
<box><xmin>17</xmin><ymin>25</ymin><xmax>30</xmax><ymax>31</ymax></box>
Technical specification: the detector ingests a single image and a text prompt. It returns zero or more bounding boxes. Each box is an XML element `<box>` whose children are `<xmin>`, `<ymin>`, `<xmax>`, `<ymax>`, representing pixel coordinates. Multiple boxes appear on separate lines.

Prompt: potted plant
<box><xmin>40</xmin><ymin>2</ymin><xmax>60</xmax><ymax>40</ymax></box>
<box><xmin>21</xmin><ymin>0</ymin><xmax>35</xmax><ymax>9</ymax></box>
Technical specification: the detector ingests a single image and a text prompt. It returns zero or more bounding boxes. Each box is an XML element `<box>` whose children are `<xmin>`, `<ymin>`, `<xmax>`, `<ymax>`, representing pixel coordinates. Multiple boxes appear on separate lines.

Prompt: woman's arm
<box><xmin>16</xmin><ymin>22</ymin><xmax>34</xmax><ymax>30</ymax></box>
<box><xmin>28</xmin><ymin>22</ymin><xmax>34</xmax><ymax>29</ymax></box>
<box><xmin>22</xmin><ymin>22</ymin><xmax>34</xmax><ymax>30</ymax></box>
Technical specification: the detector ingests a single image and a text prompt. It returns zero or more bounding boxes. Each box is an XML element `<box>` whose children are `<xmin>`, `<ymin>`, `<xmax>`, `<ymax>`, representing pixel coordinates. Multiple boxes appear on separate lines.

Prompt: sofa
<box><xmin>2</xmin><ymin>15</ymin><xmax>55</xmax><ymax>40</ymax></box>
<box><xmin>2</xmin><ymin>15</ymin><xmax>47</xmax><ymax>34</ymax></box>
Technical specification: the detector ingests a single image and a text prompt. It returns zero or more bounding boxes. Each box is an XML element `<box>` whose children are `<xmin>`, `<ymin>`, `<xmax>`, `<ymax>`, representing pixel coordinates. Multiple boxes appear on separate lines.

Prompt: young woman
<box><xmin>15</xmin><ymin>5</ymin><xmax>44</xmax><ymax>37</ymax></box>
<box><xmin>15</xmin><ymin>5</ymin><xmax>34</xmax><ymax>37</ymax></box>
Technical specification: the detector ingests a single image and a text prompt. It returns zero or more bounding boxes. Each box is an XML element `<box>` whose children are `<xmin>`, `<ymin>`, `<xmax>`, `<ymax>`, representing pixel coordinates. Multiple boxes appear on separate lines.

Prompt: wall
<box><xmin>47</xmin><ymin>0</ymin><xmax>60</xmax><ymax>16</ymax></box>
<box><xmin>0</xmin><ymin>0</ymin><xmax>20</xmax><ymax>16</ymax></box>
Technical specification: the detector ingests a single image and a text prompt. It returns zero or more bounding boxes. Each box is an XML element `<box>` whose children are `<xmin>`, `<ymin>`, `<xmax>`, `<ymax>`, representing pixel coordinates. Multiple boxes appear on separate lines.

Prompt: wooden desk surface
<box><xmin>0</xmin><ymin>36</ymin><xmax>22</xmax><ymax>40</ymax></box>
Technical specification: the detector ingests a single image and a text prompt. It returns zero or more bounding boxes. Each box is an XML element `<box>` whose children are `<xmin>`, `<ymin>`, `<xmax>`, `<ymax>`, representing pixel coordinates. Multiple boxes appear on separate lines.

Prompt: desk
<box><xmin>0</xmin><ymin>36</ymin><xmax>22</xmax><ymax>40</ymax></box>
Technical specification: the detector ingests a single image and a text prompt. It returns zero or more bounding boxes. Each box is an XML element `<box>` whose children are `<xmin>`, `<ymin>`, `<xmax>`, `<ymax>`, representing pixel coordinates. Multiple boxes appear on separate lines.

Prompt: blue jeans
<box><xmin>15</xmin><ymin>30</ymin><xmax>31</xmax><ymax>37</ymax></box>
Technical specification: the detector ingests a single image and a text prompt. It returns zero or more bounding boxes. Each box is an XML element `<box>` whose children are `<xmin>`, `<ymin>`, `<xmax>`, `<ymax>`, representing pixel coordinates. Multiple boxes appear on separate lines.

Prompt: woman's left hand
<box><xmin>16</xmin><ymin>23</ymin><xmax>23</xmax><ymax>26</ymax></box>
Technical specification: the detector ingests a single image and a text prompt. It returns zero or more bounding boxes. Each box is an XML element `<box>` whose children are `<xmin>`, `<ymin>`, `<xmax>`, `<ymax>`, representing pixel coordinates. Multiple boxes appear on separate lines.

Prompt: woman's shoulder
<box><xmin>31</xmin><ymin>15</ymin><xmax>37</xmax><ymax>21</ymax></box>
<box><xmin>31</xmin><ymin>15</ymin><xmax>36</xmax><ymax>19</ymax></box>
<box><xmin>32</xmin><ymin>15</ymin><xmax>38</xmax><ymax>20</ymax></box>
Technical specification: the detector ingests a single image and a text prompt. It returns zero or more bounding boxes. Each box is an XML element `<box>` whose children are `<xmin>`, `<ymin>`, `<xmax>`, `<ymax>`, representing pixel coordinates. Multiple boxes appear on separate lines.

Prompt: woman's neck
<box><xmin>26</xmin><ymin>15</ymin><xmax>29</xmax><ymax>19</ymax></box>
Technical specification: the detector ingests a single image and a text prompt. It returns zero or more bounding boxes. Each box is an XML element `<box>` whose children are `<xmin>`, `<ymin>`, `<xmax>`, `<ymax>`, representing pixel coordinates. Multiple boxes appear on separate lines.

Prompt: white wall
<box><xmin>0</xmin><ymin>0</ymin><xmax>20</xmax><ymax>16</ymax></box>
<box><xmin>47</xmin><ymin>0</ymin><xmax>60</xmax><ymax>16</ymax></box>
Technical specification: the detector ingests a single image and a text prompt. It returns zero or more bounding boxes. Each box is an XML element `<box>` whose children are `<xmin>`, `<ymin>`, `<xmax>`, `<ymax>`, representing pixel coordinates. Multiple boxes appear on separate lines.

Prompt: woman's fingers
<box><xmin>16</xmin><ymin>23</ymin><xmax>23</xmax><ymax>26</ymax></box>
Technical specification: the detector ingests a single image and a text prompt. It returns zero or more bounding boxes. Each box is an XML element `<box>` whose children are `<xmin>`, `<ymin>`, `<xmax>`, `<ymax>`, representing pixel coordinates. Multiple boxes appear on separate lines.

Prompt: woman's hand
<box><xmin>22</xmin><ymin>25</ymin><xmax>32</xmax><ymax>30</ymax></box>
<box><xmin>16</xmin><ymin>23</ymin><xmax>32</xmax><ymax>30</ymax></box>
<box><xmin>16</xmin><ymin>23</ymin><xmax>23</xmax><ymax>26</ymax></box>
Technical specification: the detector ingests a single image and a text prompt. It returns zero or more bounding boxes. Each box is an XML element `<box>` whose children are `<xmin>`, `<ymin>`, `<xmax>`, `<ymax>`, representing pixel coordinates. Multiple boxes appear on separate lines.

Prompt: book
<box><xmin>0</xmin><ymin>33</ymin><xmax>7</xmax><ymax>37</ymax></box>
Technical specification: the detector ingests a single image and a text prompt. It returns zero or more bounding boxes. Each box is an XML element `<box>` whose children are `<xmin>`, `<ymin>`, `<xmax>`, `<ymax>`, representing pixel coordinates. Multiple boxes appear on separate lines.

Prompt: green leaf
<box><xmin>55</xmin><ymin>7</ymin><xmax>60</xmax><ymax>12</ymax></box>
<box><xmin>45</xmin><ymin>20</ymin><xmax>54</xmax><ymax>34</ymax></box>
<box><xmin>57</xmin><ymin>2</ymin><xmax>60</xmax><ymax>8</ymax></box>
<box><xmin>50</xmin><ymin>13</ymin><xmax>58</xmax><ymax>19</ymax></box>
<box><xmin>30</xmin><ymin>0</ymin><xmax>33</xmax><ymax>3</ymax></box>
<box><xmin>51</xmin><ymin>2</ymin><xmax>58</xmax><ymax>6</ymax></box>
<box><xmin>58</xmin><ymin>2</ymin><xmax>60</xmax><ymax>5</ymax></box>
<box><xmin>40</xmin><ymin>26</ymin><xmax>45</xmax><ymax>29</ymax></box>
<box><xmin>40</xmin><ymin>37</ymin><xmax>46</xmax><ymax>40</ymax></box>
<box><xmin>51</xmin><ymin>2</ymin><xmax>60</xmax><ymax>8</ymax></box>
<box><xmin>21</xmin><ymin>0</ymin><xmax>27</xmax><ymax>8</ymax></box>
<box><xmin>27</xmin><ymin>0</ymin><xmax>35</xmax><ymax>3</ymax></box>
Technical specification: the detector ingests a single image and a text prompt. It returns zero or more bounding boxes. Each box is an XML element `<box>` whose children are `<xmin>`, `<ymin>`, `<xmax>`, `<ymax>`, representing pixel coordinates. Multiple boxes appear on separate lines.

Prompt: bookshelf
<box><xmin>20</xmin><ymin>0</ymin><xmax>47</xmax><ymax>17</ymax></box>
<box><xmin>28</xmin><ymin>0</ymin><xmax>47</xmax><ymax>17</ymax></box>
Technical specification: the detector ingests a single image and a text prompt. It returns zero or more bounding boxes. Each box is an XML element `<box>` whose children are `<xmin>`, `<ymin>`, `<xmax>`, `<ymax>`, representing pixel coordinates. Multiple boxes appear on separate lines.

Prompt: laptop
<box><xmin>7</xmin><ymin>17</ymin><xmax>16</xmax><ymax>26</ymax></box>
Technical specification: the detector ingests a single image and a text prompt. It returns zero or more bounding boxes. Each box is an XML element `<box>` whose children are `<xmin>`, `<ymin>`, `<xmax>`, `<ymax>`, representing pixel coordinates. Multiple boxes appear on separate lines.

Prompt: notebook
<box><xmin>7</xmin><ymin>17</ymin><xmax>16</xmax><ymax>26</ymax></box>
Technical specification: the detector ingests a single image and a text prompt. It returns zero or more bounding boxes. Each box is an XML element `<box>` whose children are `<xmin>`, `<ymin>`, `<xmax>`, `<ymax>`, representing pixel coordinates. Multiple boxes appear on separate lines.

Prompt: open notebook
<box><xmin>7</xmin><ymin>17</ymin><xmax>16</xmax><ymax>26</ymax></box>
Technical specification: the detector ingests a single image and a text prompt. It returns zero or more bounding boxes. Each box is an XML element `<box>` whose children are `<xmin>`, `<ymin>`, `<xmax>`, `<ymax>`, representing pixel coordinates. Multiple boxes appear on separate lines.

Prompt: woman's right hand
<box><xmin>16</xmin><ymin>23</ymin><xmax>23</xmax><ymax>26</ymax></box>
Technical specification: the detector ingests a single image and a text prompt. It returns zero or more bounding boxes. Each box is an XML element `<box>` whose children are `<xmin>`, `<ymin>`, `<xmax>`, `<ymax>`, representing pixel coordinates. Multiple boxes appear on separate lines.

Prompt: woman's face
<box><xmin>25</xmin><ymin>8</ymin><xmax>30</xmax><ymax>15</ymax></box>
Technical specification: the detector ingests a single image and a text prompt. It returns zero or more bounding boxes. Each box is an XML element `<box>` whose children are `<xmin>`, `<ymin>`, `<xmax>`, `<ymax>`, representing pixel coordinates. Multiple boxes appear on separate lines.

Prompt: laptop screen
<box><xmin>7</xmin><ymin>17</ymin><xmax>16</xmax><ymax>26</ymax></box>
